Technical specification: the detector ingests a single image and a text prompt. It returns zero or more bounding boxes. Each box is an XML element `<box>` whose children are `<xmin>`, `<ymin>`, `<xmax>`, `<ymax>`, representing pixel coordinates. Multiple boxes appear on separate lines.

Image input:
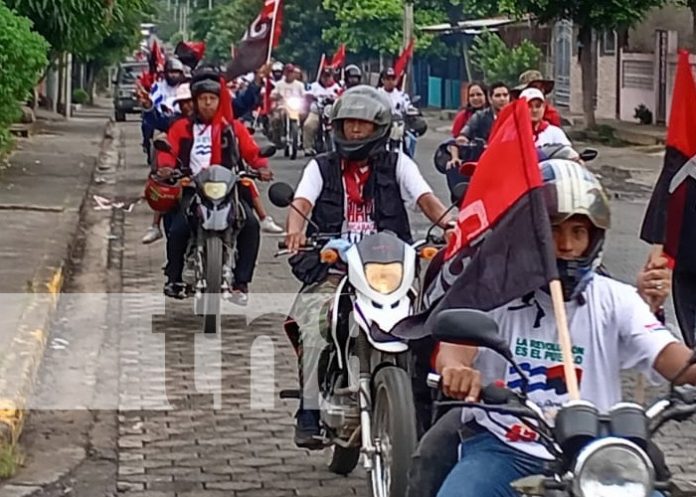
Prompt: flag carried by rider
<box><xmin>641</xmin><ymin>49</ymin><xmax>696</xmax><ymax>270</ymax></box>
<box><xmin>423</xmin><ymin>98</ymin><xmax>558</xmax><ymax>319</ymax></box>
<box><xmin>175</xmin><ymin>41</ymin><xmax>206</xmax><ymax>70</ymax></box>
<box><xmin>328</xmin><ymin>43</ymin><xmax>346</xmax><ymax>69</ymax></box>
<box><xmin>394</xmin><ymin>38</ymin><xmax>415</xmax><ymax>85</ymax></box>
<box><xmin>225</xmin><ymin>0</ymin><xmax>284</xmax><ymax>81</ymax></box>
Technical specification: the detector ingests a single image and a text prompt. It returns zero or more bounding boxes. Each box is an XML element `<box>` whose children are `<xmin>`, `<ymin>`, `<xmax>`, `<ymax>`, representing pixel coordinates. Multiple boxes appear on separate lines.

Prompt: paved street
<box><xmin>1</xmin><ymin>115</ymin><xmax>694</xmax><ymax>497</ymax></box>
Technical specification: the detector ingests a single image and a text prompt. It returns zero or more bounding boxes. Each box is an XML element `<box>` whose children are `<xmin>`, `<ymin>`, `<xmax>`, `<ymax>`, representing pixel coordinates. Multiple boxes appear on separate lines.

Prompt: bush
<box><xmin>72</xmin><ymin>88</ymin><xmax>89</xmax><ymax>105</ymax></box>
<box><xmin>470</xmin><ymin>30</ymin><xmax>542</xmax><ymax>87</ymax></box>
<box><xmin>0</xmin><ymin>3</ymin><xmax>48</xmax><ymax>155</ymax></box>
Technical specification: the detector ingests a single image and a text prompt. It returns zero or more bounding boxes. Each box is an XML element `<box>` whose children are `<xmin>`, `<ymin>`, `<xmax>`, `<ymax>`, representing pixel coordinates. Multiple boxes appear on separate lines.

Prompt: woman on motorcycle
<box><xmin>156</xmin><ymin>68</ymin><xmax>273</xmax><ymax>301</ymax></box>
<box><xmin>451</xmin><ymin>82</ymin><xmax>488</xmax><ymax>138</ymax></box>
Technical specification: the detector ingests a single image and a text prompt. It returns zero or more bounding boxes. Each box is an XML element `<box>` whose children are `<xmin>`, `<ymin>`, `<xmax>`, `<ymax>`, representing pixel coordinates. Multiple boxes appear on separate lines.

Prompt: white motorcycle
<box><xmin>282</xmin><ymin>96</ymin><xmax>304</xmax><ymax>160</ymax></box>
<box><xmin>269</xmin><ymin>182</ymin><xmax>447</xmax><ymax>497</ymax></box>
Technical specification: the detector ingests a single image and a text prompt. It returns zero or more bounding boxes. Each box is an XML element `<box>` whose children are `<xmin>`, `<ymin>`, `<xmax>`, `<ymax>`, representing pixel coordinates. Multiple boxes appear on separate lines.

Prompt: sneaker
<box><xmin>294</xmin><ymin>409</ymin><xmax>322</xmax><ymax>449</ymax></box>
<box><xmin>164</xmin><ymin>282</ymin><xmax>186</xmax><ymax>299</ymax></box>
<box><xmin>260</xmin><ymin>216</ymin><xmax>284</xmax><ymax>234</ymax></box>
<box><xmin>142</xmin><ymin>225</ymin><xmax>163</xmax><ymax>244</ymax></box>
<box><xmin>228</xmin><ymin>283</ymin><xmax>249</xmax><ymax>306</ymax></box>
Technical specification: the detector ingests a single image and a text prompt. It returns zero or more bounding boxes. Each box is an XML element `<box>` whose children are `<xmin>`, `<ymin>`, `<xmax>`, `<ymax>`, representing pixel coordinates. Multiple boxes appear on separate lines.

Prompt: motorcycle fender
<box><xmin>199</xmin><ymin>203</ymin><xmax>231</xmax><ymax>232</ymax></box>
<box><xmin>353</xmin><ymin>296</ymin><xmax>409</xmax><ymax>354</ymax></box>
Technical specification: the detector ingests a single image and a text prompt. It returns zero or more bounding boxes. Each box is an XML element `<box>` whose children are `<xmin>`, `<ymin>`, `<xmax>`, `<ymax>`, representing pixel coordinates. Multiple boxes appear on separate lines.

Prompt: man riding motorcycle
<box><xmin>304</xmin><ymin>67</ymin><xmax>341</xmax><ymax>156</ymax></box>
<box><xmin>155</xmin><ymin>68</ymin><xmax>273</xmax><ymax>302</ymax></box>
<box><xmin>344</xmin><ymin>64</ymin><xmax>363</xmax><ymax>89</ymax></box>
<box><xmin>270</xmin><ymin>64</ymin><xmax>306</xmax><ymax>146</ymax></box>
<box><xmin>283</xmin><ymin>85</ymin><xmax>455</xmax><ymax>448</ymax></box>
<box><xmin>406</xmin><ymin>160</ymin><xmax>696</xmax><ymax>497</ymax></box>
<box><xmin>271</xmin><ymin>61</ymin><xmax>284</xmax><ymax>84</ymax></box>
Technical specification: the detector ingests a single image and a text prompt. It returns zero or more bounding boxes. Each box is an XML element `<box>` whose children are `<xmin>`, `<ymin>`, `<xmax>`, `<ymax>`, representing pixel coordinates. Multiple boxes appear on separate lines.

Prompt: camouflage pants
<box><xmin>285</xmin><ymin>276</ymin><xmax>341</xmax><ymax>412</ymax></box>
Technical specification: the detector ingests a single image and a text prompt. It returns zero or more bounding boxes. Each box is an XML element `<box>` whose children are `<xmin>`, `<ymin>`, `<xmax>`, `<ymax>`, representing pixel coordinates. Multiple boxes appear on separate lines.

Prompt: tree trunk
<box><xmin>579</xmin><ymin>25</ymin><xmax>597</xmax><ymax>129</ymax></box>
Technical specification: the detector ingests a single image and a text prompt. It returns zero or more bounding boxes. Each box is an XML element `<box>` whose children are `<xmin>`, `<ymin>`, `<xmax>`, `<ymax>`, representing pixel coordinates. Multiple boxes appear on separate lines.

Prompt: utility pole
<box><xmin>402</xmin><ymin>1</ymin><xmax>414</xmax><ymax>93</ymax></box>
<box><xmin>209</xmin><ymin>0</ymin><xmax>213</xmax><ymax>10</ymax></box>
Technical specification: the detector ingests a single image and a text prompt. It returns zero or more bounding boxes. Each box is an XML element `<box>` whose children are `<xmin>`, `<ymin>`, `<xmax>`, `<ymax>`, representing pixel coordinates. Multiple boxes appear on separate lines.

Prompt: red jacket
<box><xmin>544</xmin><ymin>105</ymin><xmax>562</xmax><ymax>127</ymax></box>
<box><xmin>451</xmin><ymin>108</ymin><xmax>476</xmax><ymax>137</ymax></box>
<box><xmin>157</xmin><ymin>117</ymin><xmax>268</xmax><ymax>171</ymax></box>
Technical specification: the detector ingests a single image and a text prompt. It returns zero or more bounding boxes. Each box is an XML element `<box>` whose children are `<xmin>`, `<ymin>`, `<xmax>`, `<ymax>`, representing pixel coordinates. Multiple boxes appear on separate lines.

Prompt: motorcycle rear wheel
<box><xmin>369</xmin><ymin>366</ymin><xmax>418</xmax><ymax>497</ymax></box>
<box><xmin>203</xmin><ymin>236</ymin><xmax>223</xmax><ymax>334</ymax></box>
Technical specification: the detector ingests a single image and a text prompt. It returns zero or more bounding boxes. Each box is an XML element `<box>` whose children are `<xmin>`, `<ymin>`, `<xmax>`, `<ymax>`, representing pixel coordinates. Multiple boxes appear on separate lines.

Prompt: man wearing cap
<box><xmin>304</xmin><ymin>67</ymin><xmax>341</xmax><ymax>156</ymax></box>
<box><xmin>519</xmin><ymin>87</ymin><xmax>571</xmax><ymax>147</ymax></box>
<box><xmin>378</xmin><ymin>67</ymin><xmax>412</xmax><ymax>118</ymax></box>
<box><xmin>513</xmin><ymin>69</ymin><xmax>562</xmax><ymax>127</ymax></box>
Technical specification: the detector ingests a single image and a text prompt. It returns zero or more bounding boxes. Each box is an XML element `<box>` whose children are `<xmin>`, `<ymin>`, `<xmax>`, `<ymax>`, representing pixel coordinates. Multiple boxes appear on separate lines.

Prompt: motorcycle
<box><xmin>314</xmin><ymin>96</ymin><xmax>335</xmax><ymax>154</ymax></box>
<box><xmin>152</xmin><ymin>138</ymin><xmax>276</xmax><ymax>334</ymax></box>
<box><xmin>389</xmin><ymin>96</ymin><xmax>427</xmax><ymax>158</ymax></box>
<box><xmin>282</xmin><ymin>96</ymin><xmax>304</xmax><ymax>160</ymax></box>
<box><xmin>427</xmin><ymin>308</ymin><xmax>696</xmax><ymax>497</ymax></box>
<box><xmin>269</xmin><ymin>181</ymin><xmax>452</xmax><ymax>497</ymax></box>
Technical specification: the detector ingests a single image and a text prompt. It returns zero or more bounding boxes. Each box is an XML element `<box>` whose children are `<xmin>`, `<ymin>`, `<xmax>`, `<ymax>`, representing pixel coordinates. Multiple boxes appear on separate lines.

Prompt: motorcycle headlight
<box><xmin>364</xmin><ymin>262</ymin><xmax>403</xmax><ymax>295</ymax></box>
<box><xmin>287</xmin><ymin>97</ymin><xmax>303</xmax><ymax>111</ymax></box>
<box><xmin>202</xmin><ymin>182</ymin><xmax>228</xmax><ymax>200</ymax></box>
<box><xmin>574</xmin><ymin>438</ymin><xmax>654</xmax><ymax>497</ymax></box>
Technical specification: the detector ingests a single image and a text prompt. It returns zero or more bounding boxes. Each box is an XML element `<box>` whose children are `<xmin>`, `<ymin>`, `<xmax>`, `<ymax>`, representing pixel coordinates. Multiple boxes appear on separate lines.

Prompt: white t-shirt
<box><xmin>378</xmin><ymin>88</ymin><xmax>411</xmax><ymax>118</ymax></box>
<box><xmin>461</xmin><ymin>275</ymin><xmax>677</xmax><ymax>460</ymax></box>
<box><xmin>271</xmin><ymin>79</ymin><xmax>306</xmax><ymax>101</ymax></box>
<box><xmin>535</xmin><ymin>124</ymin><xmax>571</xmax><ymax>147</ymax></box>
<box><xmin>308</xmin><ymin>81</ymin><xmax>341</xmax><ymax>113</ymax></box>
<box><xmin>149</xmin><ymin>80</ymin><xmax>180</xmax><ymax>115</ymax></box>
<box><xmin>189</xmin><ymin>124</ymin><xmax>213</xmax><ymax>176</ymax></box>
<box><xmin>294</xmin><ymin>152</ymin><xmax>432</xmax><ymax>242</ymax></box>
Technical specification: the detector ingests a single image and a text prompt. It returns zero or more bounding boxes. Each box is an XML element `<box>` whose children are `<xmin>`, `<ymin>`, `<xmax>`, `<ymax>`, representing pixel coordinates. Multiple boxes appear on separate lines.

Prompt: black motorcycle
<box><xmin>314</xmin><ymin>96</ymin><xmax>335</xmax><ymax>154</ymax></box>
<box><xmin>153</xmin><ymin>139</ymin><xmax>275</xmax><ymax>333</ymax></box>
<box><xmin>427</xmin><ymin>308</ymin><xmax>696</xmax><ymax>497</ymax></box>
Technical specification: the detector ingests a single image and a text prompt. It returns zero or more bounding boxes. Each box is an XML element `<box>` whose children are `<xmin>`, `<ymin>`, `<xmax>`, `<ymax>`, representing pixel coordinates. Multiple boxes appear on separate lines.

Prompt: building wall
<box><xmin>568</xmin><ymin>52</ymin><xmax>618</xmax><ymax>120</ymax></box>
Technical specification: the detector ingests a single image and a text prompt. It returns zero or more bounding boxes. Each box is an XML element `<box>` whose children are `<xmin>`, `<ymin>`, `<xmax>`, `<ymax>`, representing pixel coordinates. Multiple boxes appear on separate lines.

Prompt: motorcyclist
<box><xmin>270</xmin><ymin>64</ymin><xmax>306</xmax><ymax>146</ymax></box>
<box><xmin>283</xmin><ymin>85</ymin><xmax>455</xmax><ymax>448</ymax></box>
<box><xmin>303</xmin><ymin>67</ymin><xmax>341</xmax><ymax>156</ymax></box>
<box><xmin>156</xmin><ymin>68</ymin><xmax>273</xmax><ymax>302</ymax></box>
<box><xmin>378</xmin><ymin>67</ymin><xmax>411</xmax><ymax>118</ymax></box>
<box><xmin>458</xmin><ymin>82</ymin><xmax>510</xmax><ymax>144</ymax></box>
<box><xmin>408</xmin><ymin>160</ymin><xmax>696</xmax><ymax>497</ymax></box>
<box><xmin>344</xmin><ymin>64</ymin><xmax>363</xmax><ymax>89</ymax></box>
<box><xmin>519</xmin><ymin>87</ymin><xmax>571</xmax><ymax>147</ymax></box>
<box><xmin>271</xmin><ymin>61</ymin><xmax>284</xmax><ymax>83</ymax></box>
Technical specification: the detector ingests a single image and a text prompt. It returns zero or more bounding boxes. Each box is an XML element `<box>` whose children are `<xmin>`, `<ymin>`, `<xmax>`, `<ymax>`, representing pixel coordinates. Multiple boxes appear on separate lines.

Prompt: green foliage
<box><xmin>275</xmin><ymin>0</ymin><xmax>335</xmax><ymax>67</ymax></box>
<box><xmin>72</xmin><ymin>88</ymin><xmax>89</xmax><ymax>105</ymax></box>
<box><xmin>0</xmin><ymin>2</ymin><xmax>48</xmax><ymax>155</ymax></box>
<box><xmin>470</xmin><ymin>30</ymin><xmax>541</xmax><ymax>86</ymax></box>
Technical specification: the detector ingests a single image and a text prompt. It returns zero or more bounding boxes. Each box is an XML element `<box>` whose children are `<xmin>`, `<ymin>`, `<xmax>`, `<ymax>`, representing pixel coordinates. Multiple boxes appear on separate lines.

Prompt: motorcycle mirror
<box><xmin>432</xmin><ymin>309</ymin><xmax>513</xmax><ymax>358</ymax></box>
<box><xmin>269</xmin><ymin>182</ymin><xmax>295</xmax><ymax>208</ymax></box>
<box><xmin>579</xmin><ymin>148</ymin><xmax>598</xmax><ymax>162</ymax></box>
<box><xmin>259</xmin><ymin>144</ymin><xmax>276</xmax><ymax>158</ymax></box>
<box><xmin>451</xmin><ymin>182</ymin><xmax>467</xmax><ymax>203</ymax></box>
<box><xmin>153</xmin><ymin>137</ymin><xmax>172</xmax><ymax>153</ymax></box>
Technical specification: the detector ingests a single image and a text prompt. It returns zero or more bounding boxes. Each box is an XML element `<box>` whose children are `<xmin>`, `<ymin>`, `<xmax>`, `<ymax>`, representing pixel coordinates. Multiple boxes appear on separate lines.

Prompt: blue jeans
<box><xmin>437</xmin><ymin>432</ymin><xmax>545</xmax><ymax>497</ymax></box>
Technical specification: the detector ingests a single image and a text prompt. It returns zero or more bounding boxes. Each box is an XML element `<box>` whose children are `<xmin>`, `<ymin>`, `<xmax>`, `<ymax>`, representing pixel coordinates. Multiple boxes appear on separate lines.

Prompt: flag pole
<box><xmin>316</xmin><ymin>54</ymin><xmax>326</xmax><ymax>82</ymax></box>
<box><xmin>266</xmin><ymin>0</ymin><xmax>280</xmax><ymax>64</ymax></box>
<box><xmin>549</xmin><ymin>280</ymin><xmax>580</xmax><ymax>400</ymax></box>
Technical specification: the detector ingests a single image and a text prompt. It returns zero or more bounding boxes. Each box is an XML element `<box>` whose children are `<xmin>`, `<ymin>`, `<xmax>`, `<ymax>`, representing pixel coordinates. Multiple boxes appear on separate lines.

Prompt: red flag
<box><xmin>225</xmin><ymin>0</ymin><xmax>283</xmax><ymax>81</ymax></box>
<box><xmin>175</xmin><ymin>41</ymin><xmax>206</xmax><ymax>69</ymax></box>
<box><xmin>150</xmin><ymin>40</ymin><xmax>165</xmax><ymax>74</ymax></box>
<box><xmin>329</xmin><ymin>44</ymin><xmax>346</xmax><ymax>69</ymax></box>
<box><xmin>641</xmin><ymin>50</ymin><xmax>696</xmax><ymax>269</ymax></box>
<box><xmin>422</xmin><ymin>99</ymin><xmax>558</xmax><ymax>317</ymax></box>
<box><xmin>393</xmin><ymin>38</ymin><xmax>415</xmax><ymax>81</ymax></box>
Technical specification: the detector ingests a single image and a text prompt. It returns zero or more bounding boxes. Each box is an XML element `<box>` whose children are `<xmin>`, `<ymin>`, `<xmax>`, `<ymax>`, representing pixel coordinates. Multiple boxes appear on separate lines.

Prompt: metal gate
<box><xmin>554</xmin><ymin>20</ymin><xmax>573</xmax><ymax>108</ymax></box>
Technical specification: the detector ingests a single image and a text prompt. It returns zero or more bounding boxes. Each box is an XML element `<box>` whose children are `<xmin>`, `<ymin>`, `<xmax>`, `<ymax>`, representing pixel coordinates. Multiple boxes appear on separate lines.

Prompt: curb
<box><xmin>0</xmin><ymin>120</ymin><xmax>115</xmax><ymax>453</ymax></box>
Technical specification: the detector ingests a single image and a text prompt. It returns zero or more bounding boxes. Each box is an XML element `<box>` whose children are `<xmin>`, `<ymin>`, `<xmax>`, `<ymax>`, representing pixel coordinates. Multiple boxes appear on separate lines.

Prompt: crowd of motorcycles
<box><xmin>143</xmin><ymin>91</ymin><xmax>696</xmax><ymax>497</ymax></box>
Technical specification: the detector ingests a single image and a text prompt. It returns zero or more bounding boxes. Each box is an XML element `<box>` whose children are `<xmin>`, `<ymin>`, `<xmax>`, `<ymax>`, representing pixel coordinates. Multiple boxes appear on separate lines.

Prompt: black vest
<box><xmin>309</xmin><ymin>151</ymin><xmax>412</xmax><ymax>242</ymax></box>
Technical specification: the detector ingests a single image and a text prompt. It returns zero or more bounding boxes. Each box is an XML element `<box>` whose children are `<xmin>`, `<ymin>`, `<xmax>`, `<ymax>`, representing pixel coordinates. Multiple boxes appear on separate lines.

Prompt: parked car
<box><xmin>113</xmin><ymin>60</ymin><xmax>148</xmax><ymax>122</ymax></box>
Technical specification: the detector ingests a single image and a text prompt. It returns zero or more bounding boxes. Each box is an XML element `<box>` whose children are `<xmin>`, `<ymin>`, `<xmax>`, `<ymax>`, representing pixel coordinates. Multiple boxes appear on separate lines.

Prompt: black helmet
<box><xmin>331</xmin><ymin>85</ymin><xmax>392</xmax><ymax>161</ymax></box>
<box><xmin>164</xmin><ymin>57</ymin><xmax>185</xmax><ymax>86</ymax></box>
<box><xmin>344</xmin><ymin>65</ymin><xmax>362</xmax><ymax>88</ymax></box>
<box><xmin>190</xmin><ymin>67</ymin><xmax>221</xmax><ymax>97</ymax></box>
<box><xmin>541</xmin><ymin>160</ymin><xmax>611</xmax><ymax>301</ymax></box>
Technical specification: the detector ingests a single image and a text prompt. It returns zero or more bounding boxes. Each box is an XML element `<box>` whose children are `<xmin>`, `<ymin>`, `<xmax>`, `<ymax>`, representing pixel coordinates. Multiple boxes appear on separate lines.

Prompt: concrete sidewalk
<box><xmin>0</xmin><ymin>102</ymin><xmax>113</xmax><ymax>456</ymax></box>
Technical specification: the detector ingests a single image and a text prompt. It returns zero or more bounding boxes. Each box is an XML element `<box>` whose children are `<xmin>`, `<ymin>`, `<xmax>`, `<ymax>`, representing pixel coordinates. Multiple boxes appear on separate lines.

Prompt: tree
<box><xmin>275</xmin><ymin>0</ymin><xmax>335</xmax><ymax>68</ymax></box>
<box><xmin>471</xmin><ymin>0</ymin><xmax>667</xmax><ymax>127</ymax></box>
<box><xmin>470</xmin><ymin>30</ymin><xmax>542</xmax><ymax>86</ymax></box>
<box><xmin>0</xmin><ymin>3</ymin><xmax>48</xmax><ymax>154</ymax></box>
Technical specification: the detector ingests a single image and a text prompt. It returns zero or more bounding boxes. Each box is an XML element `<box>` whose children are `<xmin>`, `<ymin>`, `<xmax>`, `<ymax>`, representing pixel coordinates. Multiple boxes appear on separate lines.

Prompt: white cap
<box><xmin>172</xmin><ymin>83</ymin><xmax>192</xmax><ymax>103</ymax></box>
<box><xmin>520</xmin><ymin>87</ymin><xmax>545</xmax><ymax>102</ymax></box>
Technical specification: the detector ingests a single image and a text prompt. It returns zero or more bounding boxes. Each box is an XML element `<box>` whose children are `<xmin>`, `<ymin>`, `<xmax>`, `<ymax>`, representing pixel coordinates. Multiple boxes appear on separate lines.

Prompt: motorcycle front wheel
<box><xmin>369</xmin><ymin>366</ymin><xmax>418</xmax><ymax>497</ymax></box>
<box><xmin>328</xmin><ymin>445</ymin><xmax>361</xmax><ymax>475</ymax></box>
<box><xmin>203</xmin><ymin>236</ymin><xmax>223</xmax><ymax>334</ymax></box>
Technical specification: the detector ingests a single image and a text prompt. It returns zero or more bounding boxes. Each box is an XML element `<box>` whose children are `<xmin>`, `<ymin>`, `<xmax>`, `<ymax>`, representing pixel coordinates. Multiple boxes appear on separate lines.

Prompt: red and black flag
<box><xmin>422</xmin><ymin>98</ymin><xmax>558</xmax><ymax>322</ymax></box>
<box><xmin>225</xmin><ymin>0</ymin><xmax>283</xmax><ymax>81</ymax></box>
<box><xmin>175</xmin><ymin>41</ymin><xmax>206</xmax><ymax>70</ymax></box>
<box><xmin>641</xmin><ymin>50</ymin><xmax>696</xmax><ymax>271</ymax></box>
